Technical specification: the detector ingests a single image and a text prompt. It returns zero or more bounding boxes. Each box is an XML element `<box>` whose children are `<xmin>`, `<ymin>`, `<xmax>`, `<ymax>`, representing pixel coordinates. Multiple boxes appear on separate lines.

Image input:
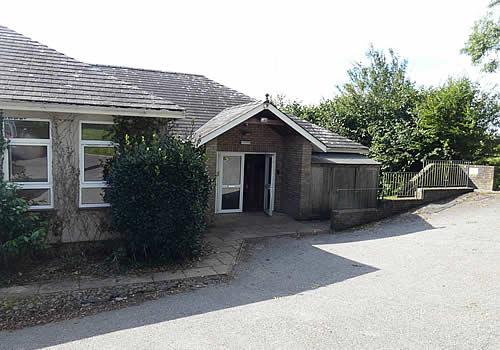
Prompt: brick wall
<box><xmin>209</xmin><ymin>122</ymin><xmax>313</xmax><ymax>219</ymax></box>
<box><xmin>281</xmin><ymin>135</ymin><xmax>312</xmax><ymax>219</ymax></box>
<box><xmin>215</xmin><ymin>123</ymin><xmax>284</xmax><ymax>212</ymax></box>
<box><xmin>205</xmin><ymin>139</ymin><xmax>218</xmax><ymax>224</ymax></box>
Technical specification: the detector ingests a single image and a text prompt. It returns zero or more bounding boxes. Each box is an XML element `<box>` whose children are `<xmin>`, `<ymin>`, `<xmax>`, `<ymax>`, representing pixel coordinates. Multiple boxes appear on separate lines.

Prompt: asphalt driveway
<box><xmin>1</xmin><ymin>192</ymin><xmax>499</xmax><ymax>349</ymax></box>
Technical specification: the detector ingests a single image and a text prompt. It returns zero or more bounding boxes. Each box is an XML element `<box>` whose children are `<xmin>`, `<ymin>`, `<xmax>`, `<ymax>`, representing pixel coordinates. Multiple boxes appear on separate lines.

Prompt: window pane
<box><xmin>82</xmin><ymin>188</ymin><xmax>107</xmax><ymax>205</ymax></box>
<box><xmin>4</xmin><ymin>120</ymin><xmax>50</xmax><ymax>139</ymax></box>
<box><xmin>17</xmin><ymin>188</ymin><xmax>50</xmax><ymax>206</ymax></box>
<box><xmin>82</xmin><ymin>123</ymin><xmax>114</xmax><ymax>141</ymax></box>
<box><xmin>84</xmin><ymin>147</ymin><xmax>114</xmax><ymax>182</ymax></box>
<box><xmin>9</xmin><ymin>145</ymin><xmax>48</xmax><ymax>182</ymax></box>
<box><xmin>222</xmin><ymin>156</ymin><xmax>241</xmax><ymax>185</ymax></box>
<box><xmin>221</xmin><ymin>188</ymin><xmax>240</xmax><ymax>210</ymax></box>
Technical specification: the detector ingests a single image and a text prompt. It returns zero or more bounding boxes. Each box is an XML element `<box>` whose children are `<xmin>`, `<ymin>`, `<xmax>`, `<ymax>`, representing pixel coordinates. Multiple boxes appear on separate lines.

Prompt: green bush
<box><xmin>0</xmin><ymin>181</ymin><xmax>47</xmax><ymax>264</ymax></box>
<box><xmin>104</xmin><ymin>134</ymin><xmax>211</xmax><ymax>262</ymax></box>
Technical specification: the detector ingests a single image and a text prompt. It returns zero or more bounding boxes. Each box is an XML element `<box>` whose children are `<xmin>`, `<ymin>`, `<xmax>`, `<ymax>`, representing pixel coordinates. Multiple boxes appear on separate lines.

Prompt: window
<box><xmin>2</xmin><ymin>118</ymin><xmax>53</xmax><ymax>209</ymax></box>
<box><xmin>80</xmin><ymin>122</ymin><xmax>115</xmax><ymax>208</ymax></box>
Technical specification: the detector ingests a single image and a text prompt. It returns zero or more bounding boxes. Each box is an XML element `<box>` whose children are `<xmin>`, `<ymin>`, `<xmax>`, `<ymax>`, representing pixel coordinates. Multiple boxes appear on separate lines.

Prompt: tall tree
<box><xmin>331</xmin><ymin>47</ymin><xmax>423</xmax><ymax>171</ymax></box>
<box><xmin>277</xmin><ymin>47</ymin><xmax>499</xmax><ymax>172</ymax></box>
<box><xmin>462</xmin><ymin>1</ymin><xmax>500</xmax><ymax>73</ymax></box>
<box><xmin>417</xmin><ymin>77</ymin><xmax>500</xmax><ymax>160</ymax></box>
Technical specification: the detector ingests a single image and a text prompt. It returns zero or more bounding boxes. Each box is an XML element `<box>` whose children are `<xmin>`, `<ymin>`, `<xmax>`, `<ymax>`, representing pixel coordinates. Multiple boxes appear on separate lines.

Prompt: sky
<box><xmin>0</xmin><ymin>0</ymin><xmax>498</xmax><ymax>104</ymax></box>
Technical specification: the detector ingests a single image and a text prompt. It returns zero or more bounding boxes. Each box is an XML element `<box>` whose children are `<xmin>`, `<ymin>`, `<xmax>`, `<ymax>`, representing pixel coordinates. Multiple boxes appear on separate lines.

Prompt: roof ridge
<box><xmin>219</xmin><ymin>100</ymin><xmax>261</xmax><ymax>112</ymax></box>
<box><xmin>92</xmin><ymin>63</ymin><xmax>206</xmax><ymax>77</ymax></box>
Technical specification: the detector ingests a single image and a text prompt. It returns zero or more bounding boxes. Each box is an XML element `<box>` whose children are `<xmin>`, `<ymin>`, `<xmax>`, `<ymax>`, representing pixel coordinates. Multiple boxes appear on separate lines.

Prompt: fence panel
<box><xmin>332</xmin><ymin>188</ymin><xmax>380</xmax><ymax>210</ymax></box>
<box><xmin>421</xmin><ymin>160</ymin><xmax>471</xmax><ymax>188</ymax></box>
<box><xmin>381</xmin><ymin>172</ymin><xmax>419</xmax><ymax>198</ymax></box>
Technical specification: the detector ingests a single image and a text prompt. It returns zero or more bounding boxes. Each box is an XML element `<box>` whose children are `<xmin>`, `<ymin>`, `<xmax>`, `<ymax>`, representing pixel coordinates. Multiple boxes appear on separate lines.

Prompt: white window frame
<box><xmin>2</xmin><ymin>117</ymin><xmax>53</xmax><ymax>210</ymax></box>
<box><xmin>215</xmin><ymin>151</ymin><xmax>276</xmax><ymax>215</ymax></box>
<box><xmin>79</xmin><ymin>120</ymin><xmax>115</xmax><ymax>208</ymax></box>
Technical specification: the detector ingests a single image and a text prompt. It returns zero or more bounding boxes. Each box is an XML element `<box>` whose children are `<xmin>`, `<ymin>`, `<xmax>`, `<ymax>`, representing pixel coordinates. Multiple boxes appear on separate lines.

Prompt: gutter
<box><xmin>0</xmin><ymin>100</ymin><xmax>185</xmax><ymax>119</ymax></box>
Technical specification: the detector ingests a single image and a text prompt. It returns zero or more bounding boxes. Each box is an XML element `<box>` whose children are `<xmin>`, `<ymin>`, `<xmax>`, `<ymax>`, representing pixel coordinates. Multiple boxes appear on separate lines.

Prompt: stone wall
<box><xmin>467</xmin><ymin>165</ymin><xmax>497</xmax><ymax>191</ymax></box>
<box><xmin>331</xmin><ymin>187</ymin><xmax>473</xmax><ymax>231</ymax></box>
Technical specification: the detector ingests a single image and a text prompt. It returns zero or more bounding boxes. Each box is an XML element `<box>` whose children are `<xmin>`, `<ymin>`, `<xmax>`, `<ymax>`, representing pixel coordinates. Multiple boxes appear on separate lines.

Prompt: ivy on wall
<box><xmin>112</xmin><ymin>116</ymin><xmax>173</xmax><ymax>151</ymax></box>
<box><xmin>0</xmin><ymin>111</ymin><xmax>6</xmax><ymax>163</ymax></box>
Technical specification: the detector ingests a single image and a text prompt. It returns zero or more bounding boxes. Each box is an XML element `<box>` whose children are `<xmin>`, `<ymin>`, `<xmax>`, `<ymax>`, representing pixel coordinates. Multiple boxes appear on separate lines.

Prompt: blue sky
<box><xmin>0</xmin><ymin>0</ymin><xmax>497</xmax><ymax>103</ymax></box>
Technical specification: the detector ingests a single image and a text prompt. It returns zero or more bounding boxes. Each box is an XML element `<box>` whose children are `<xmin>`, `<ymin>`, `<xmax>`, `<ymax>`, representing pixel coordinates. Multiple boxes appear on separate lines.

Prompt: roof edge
<box><xmin>326</xmin><ymin>147</ymin><xmax>370</xmax><ymax>155</ymax></box>
<box><xmin>196</xmin><ymin>102</ymin><xmax>328</xmax><ymax>152</ymax></box>
<box><xmin>0</xmin><ymin>100</ymin><xmax>185</xmax><ymax>118</ymax></box>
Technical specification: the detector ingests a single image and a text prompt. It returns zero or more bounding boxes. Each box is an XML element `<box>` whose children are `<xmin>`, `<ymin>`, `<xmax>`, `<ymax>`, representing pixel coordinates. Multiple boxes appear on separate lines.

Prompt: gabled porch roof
<box><xmin>195</xmin><ymin>101</ymin><xmax>327</xmax><ymax>151</ymax></box>
<box><xmin>195</xmin><ymin>101</ymin><xmax>369</xmax><ymax>154</ymax></box>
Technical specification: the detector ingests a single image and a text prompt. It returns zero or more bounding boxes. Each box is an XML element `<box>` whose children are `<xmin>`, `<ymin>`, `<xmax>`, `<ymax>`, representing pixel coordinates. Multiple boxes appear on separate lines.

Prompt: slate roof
<box><xmin>0</xmin><ymin>24</ymin><xmax>368</xmax><ymax>154</ymax></box>
<box><xmin>92</xmin><ymin>66</ymin><xmax>368</xmax><ymax>153</ymax></box>
<box><xmin>94</xmin><ymin>64</ymin><xmax>254</xmax><ymax>135</ymax></box>
<box><xmin>195</xmin><ymin>101</ymin><xmax>262</xmax><ymax>140</ymax></box>
<box><xmin>288</xmin><ymin>115</ymin><xmax>369</xmax><ymax>153</ymax></box>
<box><xmin>0</xmin><ymin>26</ymin><xmax>183</xmax><ymax>113</ymax></box>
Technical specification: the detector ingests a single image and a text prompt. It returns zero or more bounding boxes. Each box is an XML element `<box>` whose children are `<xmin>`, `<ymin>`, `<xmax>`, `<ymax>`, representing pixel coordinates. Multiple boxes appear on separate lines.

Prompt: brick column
<box><xmin>282</xmin><ymin>136</ymin><xmax>313</xmax><ymax>220</ymax></box>
<box><xmin>204</xmin><ymin>139</ymin><xmax>218</xmax><ymax>224</ymax></box>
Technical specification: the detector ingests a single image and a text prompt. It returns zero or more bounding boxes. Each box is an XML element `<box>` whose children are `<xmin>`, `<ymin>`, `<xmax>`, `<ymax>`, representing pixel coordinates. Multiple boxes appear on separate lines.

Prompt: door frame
<box><xmin>263</xmin><ymin>154</ymin><xmax>276</xmax><ymax>216</ymax></box>
<box><xmin>216</xmin><ymin>151</ymin><xmax>276</xmax><ymax>214</ymax></box>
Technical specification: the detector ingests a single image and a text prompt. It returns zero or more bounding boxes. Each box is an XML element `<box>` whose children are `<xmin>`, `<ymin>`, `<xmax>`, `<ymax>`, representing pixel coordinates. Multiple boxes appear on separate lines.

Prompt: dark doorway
<box><xmin>243</xmin><ymin>154</ymin><xmax>265</xmax><ymax>211</ymax></box>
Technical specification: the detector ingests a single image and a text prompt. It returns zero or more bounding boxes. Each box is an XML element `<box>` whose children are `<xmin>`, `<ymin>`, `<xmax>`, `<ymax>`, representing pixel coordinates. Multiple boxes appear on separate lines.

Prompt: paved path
<box><xmin>1</xmin><ymin>192</ymin><xmax>499</xmax><ymax>349</ymax></box>
<box><xmin>0</xmin><ymin>213</ymin><xmax>329</xmax><ymax>299</ymax></box>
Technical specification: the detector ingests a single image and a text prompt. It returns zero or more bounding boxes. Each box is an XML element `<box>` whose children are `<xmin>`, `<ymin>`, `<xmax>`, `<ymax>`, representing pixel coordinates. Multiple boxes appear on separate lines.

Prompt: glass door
<box><xmin>218</xmin><ymin>153</ymin><xmax>244</xmax><ymax>213</ymax></box>
<box><xmin>263</xmin><ymin>154</ymin><xmax>275</xmax><ymax>216</ymax></box>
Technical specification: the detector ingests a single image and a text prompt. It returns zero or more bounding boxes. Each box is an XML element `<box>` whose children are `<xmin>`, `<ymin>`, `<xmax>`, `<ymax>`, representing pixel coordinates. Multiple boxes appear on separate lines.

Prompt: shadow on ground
<box><xmin>0</xmin><ymin>214</ymin><xmax>437</xmax><ymax>349</ymax></box>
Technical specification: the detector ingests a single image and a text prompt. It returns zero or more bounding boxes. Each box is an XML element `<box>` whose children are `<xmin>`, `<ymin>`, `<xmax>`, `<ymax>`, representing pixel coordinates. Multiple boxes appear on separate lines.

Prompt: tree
<box><xmin>462</xmin><ymin>1</ymin><xmax>500</xmax><ymax>73</ymax></box>
<box><xmin>417</xmin><ymin>77</ymin><xmax>500</xmax><ymax>160</ymax></box>
<box><xmin>278</xmin><ymin>47</ymin><xmax>424</xmax><ymax>171</ymax></box>
<box><xmin>276</xmin><ymin>47</ymin><xmax>499</xmax><ymax>172</ymax></box>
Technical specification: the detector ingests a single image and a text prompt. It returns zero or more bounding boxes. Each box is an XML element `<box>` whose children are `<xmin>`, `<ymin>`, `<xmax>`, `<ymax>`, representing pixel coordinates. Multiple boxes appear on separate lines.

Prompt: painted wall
<box><xmin>2</xmin><ymin>110</ymin><xmax>114</xmax><ymax>243</ymax></box>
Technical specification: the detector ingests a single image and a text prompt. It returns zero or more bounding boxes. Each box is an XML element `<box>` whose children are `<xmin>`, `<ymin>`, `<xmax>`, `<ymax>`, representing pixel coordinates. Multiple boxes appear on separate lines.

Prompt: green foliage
<box><xmin>418</xmin><ymin>78</ymin><xmax>500</xmax><ymax>160</ymax></box>
<box><xmin>278</xmin><ymin>47</ymin><xmax>424</xmax><ymax>171</ymax></box>
<box><xmin>0</xmin><ymin>114</ymin><xmax>47</xmax><ymax>265</ymax></box>
<box><xmin>0</xmin><ymin>181</ymin><xmax>47</xmax><ymax>263</ymax></box>
<box><xmin>104</xmin><ymin>134</ymin><xmax>211</xmax><ymax>262</ymax></box>
<box><xmin>277</xmin><ymin>47</ymin><xmax>500</xmax><ymax>172</ymax></box>
<box><xmin>0</xmin><ymin>116</ymin><xmax>6</xmax><ymax>155</ymax></box>
<box><xmin>112</xmin><ymin>116</ymin><xmax>172</xmax><ymax>152</ymax></box>
<box><xmin>462</xmin><ymin>1</ymin><xmax>500</xmax><ymax>72</ymax></box>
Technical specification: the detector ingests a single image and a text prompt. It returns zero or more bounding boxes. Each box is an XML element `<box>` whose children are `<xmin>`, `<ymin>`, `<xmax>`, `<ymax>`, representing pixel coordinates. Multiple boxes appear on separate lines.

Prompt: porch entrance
<box><xmin>217</xmin><ymin>152</ymin><xmax>275</xmax><ymax>215</ymax></box>
<box><xmin>243</xmin><ymin>154</ymin><xmax>265</xmax><ymax>211</ymax></box>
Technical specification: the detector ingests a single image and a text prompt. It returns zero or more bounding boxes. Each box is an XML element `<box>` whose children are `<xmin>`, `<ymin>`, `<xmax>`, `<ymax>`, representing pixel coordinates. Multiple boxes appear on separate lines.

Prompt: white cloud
<box><xmin>0</xmin><ymin>0</ymin><xmax>497</xmax><ymax>103</ymax></box>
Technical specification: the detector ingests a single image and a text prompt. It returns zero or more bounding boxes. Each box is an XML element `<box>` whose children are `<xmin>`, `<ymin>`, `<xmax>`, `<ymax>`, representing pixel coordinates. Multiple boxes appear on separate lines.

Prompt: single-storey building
<box><xmin>0</xmin><ymin>25</ymin><xmax>378</xmax><ymax>243</ymax></box>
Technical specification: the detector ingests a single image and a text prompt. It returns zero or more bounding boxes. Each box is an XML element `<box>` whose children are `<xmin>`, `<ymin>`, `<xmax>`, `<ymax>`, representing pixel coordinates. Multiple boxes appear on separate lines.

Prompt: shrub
<box><xmin>0</xmin><ymin>181</ymin><xmax>47</xmax><ymax>265</ymax></box>
<box><xmin>104</xmin><ymin>134</ymin><xmax>211</xmax><ymax>262</ymax></box>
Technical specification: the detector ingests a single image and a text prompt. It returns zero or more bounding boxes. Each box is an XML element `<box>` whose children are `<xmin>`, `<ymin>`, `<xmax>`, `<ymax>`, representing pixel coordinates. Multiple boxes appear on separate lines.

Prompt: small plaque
<box><xmin>468</xmin><ymin>167</ymin><xmax>479</xmax><ymax>176</ymax></box>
